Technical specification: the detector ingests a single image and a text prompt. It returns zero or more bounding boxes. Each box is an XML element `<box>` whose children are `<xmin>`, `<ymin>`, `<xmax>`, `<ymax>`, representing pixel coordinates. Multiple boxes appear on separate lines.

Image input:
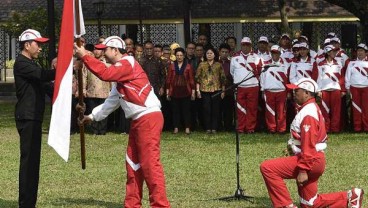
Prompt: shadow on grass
<box><xmin>52</xmin><ymin>198</ymin><xmax>121</xmax><ymax>208</ymax></box>
<box><xmin>0</xmin><ymin>198</ymin><xmax>17</xmax><ymax>208</ymax></box>
<box><xmin>195</xmin><ymin>195</ymin><xmax>271</xmax><ymax>208</ymax></box>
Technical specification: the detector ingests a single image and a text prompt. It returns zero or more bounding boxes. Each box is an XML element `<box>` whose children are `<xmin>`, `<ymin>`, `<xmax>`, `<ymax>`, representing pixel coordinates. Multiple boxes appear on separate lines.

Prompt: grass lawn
<box><xmin>0</xmin><ymin>102</ymin><xmax>367</xmax><ymax>208</ymax></box>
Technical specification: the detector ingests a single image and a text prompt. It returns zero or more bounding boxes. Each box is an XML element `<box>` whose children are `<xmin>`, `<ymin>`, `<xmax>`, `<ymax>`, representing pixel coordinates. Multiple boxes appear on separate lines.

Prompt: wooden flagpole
<box><xmin>75</xmin><ymin>0</ymin><xmax>86</xmax><ymax>169</ymax></box>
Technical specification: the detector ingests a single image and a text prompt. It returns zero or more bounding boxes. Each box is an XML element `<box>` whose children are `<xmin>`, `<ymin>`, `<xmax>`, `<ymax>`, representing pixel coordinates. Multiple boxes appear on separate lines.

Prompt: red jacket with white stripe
<box><xmin>316</xmin><ymin>58</ymin><xmax>345</xmax><ymax>91</ymax></box>
<box><xmin>82</xmin><ymin>54</ymin><xmax>161</xmax><ymax>120</ymax></box>
<box><xmin>288</xmin><ymin>98</ymin><xmax>328</xmax><ymax>172</ymax></box>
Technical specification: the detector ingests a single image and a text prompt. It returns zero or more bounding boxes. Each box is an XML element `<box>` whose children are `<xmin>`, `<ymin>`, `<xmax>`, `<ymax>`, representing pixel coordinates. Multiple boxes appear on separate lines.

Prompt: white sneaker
<box><xmin>348</xmin><ymin>188</ymin><xmax>364</xmax><ymax>208</ymax></box>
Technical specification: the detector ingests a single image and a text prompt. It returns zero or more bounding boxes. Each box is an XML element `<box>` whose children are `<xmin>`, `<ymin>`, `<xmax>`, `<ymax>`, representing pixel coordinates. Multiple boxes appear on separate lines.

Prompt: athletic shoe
<box><xmin>348</xmin><ymin>188</ymin><xmax>364</xmax><ymax>208</ymax></box>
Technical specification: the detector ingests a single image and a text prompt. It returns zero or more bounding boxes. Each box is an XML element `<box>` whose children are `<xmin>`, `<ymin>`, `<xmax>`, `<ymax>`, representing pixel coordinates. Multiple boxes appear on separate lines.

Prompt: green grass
<box><xmin>0</xmin><ymin>103</ymin><xmax>367</xmax><ymax>208</ymax></box>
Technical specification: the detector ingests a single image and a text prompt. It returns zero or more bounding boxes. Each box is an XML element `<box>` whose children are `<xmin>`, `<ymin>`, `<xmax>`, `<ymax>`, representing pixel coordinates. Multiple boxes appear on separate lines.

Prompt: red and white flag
<box><xmin>48</xmin><ymin>0</ymin><xmax>85</xmax><ymax>161</ymax></box>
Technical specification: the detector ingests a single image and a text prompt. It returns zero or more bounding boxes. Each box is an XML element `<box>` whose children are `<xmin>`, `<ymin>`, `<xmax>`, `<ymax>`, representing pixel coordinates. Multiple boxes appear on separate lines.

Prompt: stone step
<box><xmin>0</xmin><ymin>83</ymin><xmax>16</xmax><ymax>92</ymax></box>
<box><xmin>0</xmin><ymin>91</ymin><xmax>16</xmax><ymax>96</ymax></box>
<box><xmin>0</xmin><ymin>95</ymin><xmax>17</xmax><ymax>103</ymax></box>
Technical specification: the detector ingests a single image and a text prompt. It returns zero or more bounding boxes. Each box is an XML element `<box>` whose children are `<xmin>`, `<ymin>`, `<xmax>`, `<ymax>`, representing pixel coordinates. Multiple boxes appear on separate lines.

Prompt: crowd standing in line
<box><xmin>68</xmin><ymin>31</ymin><xmax>368</xmax><ymax>135</ymax></box>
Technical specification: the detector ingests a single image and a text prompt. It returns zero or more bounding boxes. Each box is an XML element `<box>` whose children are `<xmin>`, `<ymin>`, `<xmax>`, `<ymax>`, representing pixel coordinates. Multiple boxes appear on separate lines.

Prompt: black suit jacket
<box><xmin>14</xmin><ymin>54</ymin><xmax>55</xmax><ymax>122</ymax></box>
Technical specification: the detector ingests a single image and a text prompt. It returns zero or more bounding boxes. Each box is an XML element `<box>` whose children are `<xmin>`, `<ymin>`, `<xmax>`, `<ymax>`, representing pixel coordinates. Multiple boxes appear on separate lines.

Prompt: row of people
<box><xmin>76</xmin><ymin>32</ymin><xmax>368</xmax><ymax>135</ymax></box>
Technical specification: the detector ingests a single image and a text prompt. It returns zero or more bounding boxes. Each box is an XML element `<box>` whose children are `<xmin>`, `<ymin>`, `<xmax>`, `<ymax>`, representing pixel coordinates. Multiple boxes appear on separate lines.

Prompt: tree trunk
<box><xmin>278</xmin><ymin>0</ymin><xmax>291</xmax><ymax>34</ymax></box>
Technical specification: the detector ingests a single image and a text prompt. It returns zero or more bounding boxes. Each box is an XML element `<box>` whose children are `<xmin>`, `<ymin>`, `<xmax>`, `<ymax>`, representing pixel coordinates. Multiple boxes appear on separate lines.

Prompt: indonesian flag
<box><xmin>48</xmin><ymin>0</ymin><xmax>85</xmax><ymax>161</ymax></box>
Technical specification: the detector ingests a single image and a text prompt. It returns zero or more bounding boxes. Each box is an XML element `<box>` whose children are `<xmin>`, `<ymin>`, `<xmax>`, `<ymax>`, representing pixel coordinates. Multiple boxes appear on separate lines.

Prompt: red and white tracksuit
<box><xmin>316</xmin><ymin>58</ymin><xmax>345</xmax><ymax>132</ymax></box>
<box><xmin>260</xmin><ymin>98</ymin><xmax>349</xmax><ymax>208</ymax></box>
<box><xmin>82</xmin><ymin>54</ymin><xmax>170</xmax><ymax>208</ymax></box>
<box><xmin>336</xmin><ymin>49</ymin><xmax>350</xmax><ymax>70</ymax></box>
<box><xmin>230</xmin><ymin>51</ymin><xmax>263</xmax><ymax>132</ymax></box>
<box><xmin>260</xmin><ymin>58</ymin><xmax>289</xmax><ymax>133</ymax></box>
<box><xmin>345</xmin><ymin>57</ymin><xmax>368</xmax><ymax>131</ymax></box>
<box><xmin>256</xmin><ymin>49</ymin><xmax>272</xmax><ymax>63</ymax></box>
<box><xmin>281</xmin><ymin>49</ymin><xmax>294</xmax><ymax>63</ymax></box>
<box><xmin>289</xmin><ymin>57</ymin><xmax>318</xmax><ymax>84</ymax></box>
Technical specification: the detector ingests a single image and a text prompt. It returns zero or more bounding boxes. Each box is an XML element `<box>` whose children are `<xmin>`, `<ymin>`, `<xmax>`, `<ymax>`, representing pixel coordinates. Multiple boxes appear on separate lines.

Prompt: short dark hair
<box><xmin>195</xmin><ymin>43</ymin><xmax>204</xmax><ymax>49</ymax></box>
<box><xmin>118</xmin><ymin>48</ymin><xmax>126</xmax><ymax>54</ymax></box>
<box><xmin>204</xmin><ymin>47</ymin><xmax>219</xmax><ymax>61</ymax></box>
<box><xmin>143</xmin><ymin>40</ymin><xmax>153</xmax><ymax>46</ymax></box>
<box><xmin>174</xmin><ymin>47</ymin><xmax>186</xmax><ymax>55</ymax></box>
<box><xmin>219</xmin><ymin>43</ymin><xmax>231</xmax><ymax>51</ymax></box>
<box><xmin>135</xmin><ymin>43</ymin><xmax>143</xmax><ymax>49</ymax></box>
<box><xmin>225</xmin><ymin>36</ymin><xmax>237</xmax><ymax>44</ymax></box>
<box><xmin>85</xmin><ymin>43</ymin><xmax>94</xmax><ymax>52</ymax></box>
<box><xmin>154</xmin><ymin>44</ymin><xmax>163</xmax><ymax>50</ymax></box>
<box><xmin>19</xmin><ymin>40</ymin><xmax>33</xmax><ymax>50</ymax></box>
<box><xmin>186</xmin><ymin>41</ymin><xmax>196</xmax><ymax>48</ymax></box>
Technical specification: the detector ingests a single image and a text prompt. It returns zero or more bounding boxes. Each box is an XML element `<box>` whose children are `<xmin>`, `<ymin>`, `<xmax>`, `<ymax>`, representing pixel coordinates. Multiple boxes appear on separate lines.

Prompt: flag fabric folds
<box><xmin>48</xmin><ymin>0</ymin><xmax>85</xmax><ymax>161</ymax></box>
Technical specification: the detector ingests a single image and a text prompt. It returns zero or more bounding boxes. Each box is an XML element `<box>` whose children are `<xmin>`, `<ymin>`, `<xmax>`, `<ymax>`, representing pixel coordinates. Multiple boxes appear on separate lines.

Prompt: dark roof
<box><xmin>0</xmin><ymin>0</ymin><xmax>355</xmax><ymax>22</ymax></box>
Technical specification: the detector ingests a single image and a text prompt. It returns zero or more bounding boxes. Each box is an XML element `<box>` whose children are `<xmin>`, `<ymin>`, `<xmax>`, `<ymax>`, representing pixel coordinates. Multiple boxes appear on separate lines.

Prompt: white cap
<box><xmin>299</xmin><ymin>42</ymin><xmax>309</xmax><ymax>49</ymax></box>
<box><xmin>324</xmin><ymin>38</ymin><xmax>331</xmax><ymax>45</ymax></box>
<box><xmin>270</xmin><ymin>45</ymin><xmax>281</xmax><ymax>53</ymax></box>
<box><xmin>330</xmin><ymin>37</ymin><xmax>341</xmax><ymax>43</ymax></box>
<box><xmin>19</xmin><ymin>29</ymin><xmax>49</xmax><ymax>42</ymax></box>
<box><xmin>281</xmin><ymin>33</ymin><xmax>290</xmax><ymax>39</ymax></box>
<box><xmin>299</xmin><ymin>35</ymin><xmax>309</xmax><ymax>42</ymax></box>
<box><xmin>258</xmin><ymin>36</ymin><xmax>269</xmax><ymax>43</ymax></box>
<box><xmin>292</xmin><ymin>39</ymin><xmax>299</xmax><ymax>45</ymax></box>
<box><xmin>286</xmin><ymin>78</ymin><xmax>318</xmax><ymax>93</ymax></box>
<box><xmin>324</xmin><ymin>45</ymin><xmax>336</xmax><ymax>53</ymax></box>
<box><xmin>357</xmin><ymin>43</ymin><xmax>368</xmax><ymax>51</ymax></box>
<box><xmin>292</xmin><ymin>43</ymin><xmax>300</xmax><ymax>49</ymax></box>
<box><xmin>327</xmin><ymin>32</ymin><xmax>336</xmax><ymax>38</ymax></box>
<box><xmin>94</xmin><ymin>36</ymin><xmax>126</xmax><ymax>49</ymax></box>
<box><xmin>241</xmin><ymin>37</ymin><xmax>252</xmax><ymax>44</ymax></box>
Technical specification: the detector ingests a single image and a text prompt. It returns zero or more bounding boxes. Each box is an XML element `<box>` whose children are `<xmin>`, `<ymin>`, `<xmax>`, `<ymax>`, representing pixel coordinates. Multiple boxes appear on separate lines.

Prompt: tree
<box><xmin>2</xmin><ymin>7</ymin><xmax>61</xmax><ymax>68</ymax></box>
<box><xmin>278</xmin><ymin>0</ymin><xmax>292</xmax><ymax>35</ymax></box>
<box><xmin>323</xmin><ymin>0</ymin><xmax>368</xmax><ymax>43</ymax></box>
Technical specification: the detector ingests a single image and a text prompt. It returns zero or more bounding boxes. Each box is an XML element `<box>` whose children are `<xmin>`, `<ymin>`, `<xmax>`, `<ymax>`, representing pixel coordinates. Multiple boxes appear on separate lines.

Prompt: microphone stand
<box><xmin>212</xmin><ymin>71</ymin><xmax>257</xmax><ymax>203</ymax></box>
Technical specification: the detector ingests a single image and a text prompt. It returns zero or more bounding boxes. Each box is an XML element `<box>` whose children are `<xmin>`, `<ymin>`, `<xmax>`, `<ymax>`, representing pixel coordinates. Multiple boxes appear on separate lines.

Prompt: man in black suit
<box><xmin>14</xmin><ymin>29</ymin><xmax>55</xmax><ymax>208</ymax></box>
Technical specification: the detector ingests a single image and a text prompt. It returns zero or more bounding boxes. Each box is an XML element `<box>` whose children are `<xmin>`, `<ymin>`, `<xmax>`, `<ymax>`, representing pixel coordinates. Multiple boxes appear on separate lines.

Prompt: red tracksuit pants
<box><xmin>319</xmin><ymin>90</ymin><xmax>341</xmax><ymax>132</ymax></box>
<box><xmin>260</xmin><ymin>153</ymin><xmax>348</xmax><ymax>208</ymax></box>
<box><xmin>264</xmin><ymin>90</ymin><xmax>287</xmax><ymax>133</ymax></box>
<box><xmin>350</xmin><ymin>86</ymin><xmax>368</xmax><ymax>132</ymax></box>
<box><xmin>125</xmin><ymin>112</ymin><xmax>170</xmax><ymax>208</ymax></box>
<box><xmin>236</xmin><ymin>86</ymin><xmax>259</xmax><ymax>133</ymax></box>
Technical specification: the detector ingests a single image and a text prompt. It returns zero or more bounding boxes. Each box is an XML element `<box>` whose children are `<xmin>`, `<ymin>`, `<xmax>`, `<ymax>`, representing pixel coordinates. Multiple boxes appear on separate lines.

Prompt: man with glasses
<box><xmin>74</xmin><ymin>36</ymin><xmax>171</xmax><ymax>208</ymax></box>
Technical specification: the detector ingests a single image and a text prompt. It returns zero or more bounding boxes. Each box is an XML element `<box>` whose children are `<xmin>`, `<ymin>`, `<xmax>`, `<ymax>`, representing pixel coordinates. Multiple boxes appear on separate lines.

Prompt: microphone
<box><xmin>262</xmin><ymin>64</ymin><xmax>279</xmax><ymax>72</ymax></box>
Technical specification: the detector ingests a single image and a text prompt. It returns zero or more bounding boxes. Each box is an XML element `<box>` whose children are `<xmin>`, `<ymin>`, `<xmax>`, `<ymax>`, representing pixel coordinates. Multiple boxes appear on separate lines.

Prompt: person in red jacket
<box><xmin>260</xmin><ymin>78</ymin><xmax>364</xmax><ymax>208</ymax></box>
<box><xmin>74</xmin><ymin>36</ymin><xmax>170</xmax><ymax>208</ymax></box>
<box><xmin>166</xmin><ymin>47</ymin><xmax>195</xmax><ymax>134</ymax></box>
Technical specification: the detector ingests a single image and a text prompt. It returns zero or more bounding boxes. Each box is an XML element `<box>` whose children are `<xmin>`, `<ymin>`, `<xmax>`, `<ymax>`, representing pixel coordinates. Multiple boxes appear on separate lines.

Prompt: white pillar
<box><xmin>119</xmin><ymin>25</ymin><xmax>126</xmax><ymax>37</ymax></box>
<box><xmin>176</xmin><ymin>24</ymin><xmax>185</xmax><ymax>47</ymax></box>
<box><xmin>234</xmin><ymin>23</ymin><xmax>243</xmax><ymax>51</ymax></box>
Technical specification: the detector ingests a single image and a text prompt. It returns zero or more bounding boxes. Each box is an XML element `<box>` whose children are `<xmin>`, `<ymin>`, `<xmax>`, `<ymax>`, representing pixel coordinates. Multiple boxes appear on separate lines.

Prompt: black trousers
<box><xmin>220</xmin><ymin>94</ymin><xmax>235</xmax><ymax>131</ymax></box>
<box><xmin>16</xmin><ymin>119</ymin><xmax>42</xmax><ymax>208</ymax></box>
<box><xmin>201</xmin><ymin>91</ymin><xmax>221</xmax><ymax>130</ymax></box>
<box><xmin>171</xmin><ymin>96</ymin><xmax>191</xmax><ymax>129</ymax></box>
<box><xmin>85</xmin><ymin>98</ymin><xmax>108</xmax><ymax>135</ymax></box>
<box><xmin>161</xmin><ymin>96</ymin><xmax>173</xmax><ymax>131</ymax></box>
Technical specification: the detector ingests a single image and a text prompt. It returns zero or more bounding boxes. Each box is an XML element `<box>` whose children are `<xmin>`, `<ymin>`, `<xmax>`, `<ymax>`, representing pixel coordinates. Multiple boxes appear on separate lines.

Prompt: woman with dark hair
<box><xmin>316</xmin><ymin>45</ymin><xmax>345</xmax><ymax>132</ymax></box>
<box><xmin>289</xmin><ymin>42</ymin><xmax>318</xmax><ymax>84</ymax></box>
<box><xmin>195</xmin><ymin>47</ymin><xmax>226</xmax><ymax>133</ymax></box>
<box><xmin>166</xmin><ymin>47</ymin><xmax>195</xmax><ymax>134</ymax></box>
